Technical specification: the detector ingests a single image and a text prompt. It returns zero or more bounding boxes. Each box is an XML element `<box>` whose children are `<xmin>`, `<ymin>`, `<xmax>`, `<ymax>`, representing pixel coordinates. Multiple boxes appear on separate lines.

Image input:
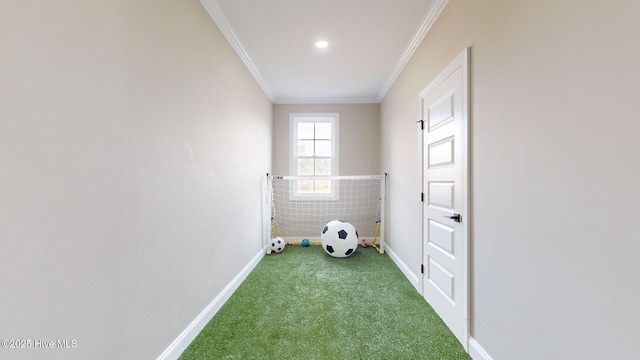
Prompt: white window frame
<box><xmin>289</xmin><ymin>113</ymin><xmax>339</xmax><ymax>199</ymax></box>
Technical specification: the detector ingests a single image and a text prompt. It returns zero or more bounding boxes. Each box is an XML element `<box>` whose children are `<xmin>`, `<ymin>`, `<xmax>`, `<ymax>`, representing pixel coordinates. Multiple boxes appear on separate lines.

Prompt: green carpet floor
<box><xmin>179</xmin><ymin>245</ymin><xmax>471</xmax><ymax>360</ymax></box>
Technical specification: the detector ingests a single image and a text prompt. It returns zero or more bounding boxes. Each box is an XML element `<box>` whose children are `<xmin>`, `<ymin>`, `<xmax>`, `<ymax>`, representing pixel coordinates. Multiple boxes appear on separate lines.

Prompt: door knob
<box><xmin>444</xmin><ymin>213</ymin><xmax>461</xmax><ymax>222</ymax></box>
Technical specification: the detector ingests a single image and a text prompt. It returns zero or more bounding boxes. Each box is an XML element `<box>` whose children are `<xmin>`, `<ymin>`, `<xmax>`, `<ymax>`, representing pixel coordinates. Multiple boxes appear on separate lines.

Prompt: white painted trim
<box><xmin>275</xmin><ymin>97</ymin><xmax>380</xmax><ymax>105</ymax></box>
<box><xmin>289</xmin><ymin>112</ymin><xmax>340</xmax><ymax>179</ymax></box>
<box><xmin>469</xmin><ymin>338</ymin><xmax>494</xmax><ymax>360</ymax></box>
<box><xmin>156</xmin><ymin>248</ymin><xmax>266</xmax><ymax>360</ymax></box>
<box><xmin>199</xmin><ymin>0</ymin><xmax>276</xmax><ymax>102</ymax></box>
<box><xmin>385</xmin><ymin>245</ymin><xmax>420</xmax><ymax>293</ymax></box>
<box><xmin>377</xmin><ymin>0</ymin><xmax>450</xmax><ymax>102</ymax></box>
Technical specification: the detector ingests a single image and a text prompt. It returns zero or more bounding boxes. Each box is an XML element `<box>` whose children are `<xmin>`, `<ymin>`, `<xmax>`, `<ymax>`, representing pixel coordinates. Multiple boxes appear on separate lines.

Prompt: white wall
<box><xmin>0</xmin><ymin>1</ymin><xmax>271</xmax><ymax>359</ymax></box>
<box><xmin>381</xmin><ymin>0</ymin><xmax>640</xmax><ymax>358</ymax></box>
<box><xmin>272</xmin><ymin>104</ymin><xmax>380</xmax><ymax>175</ymax></box>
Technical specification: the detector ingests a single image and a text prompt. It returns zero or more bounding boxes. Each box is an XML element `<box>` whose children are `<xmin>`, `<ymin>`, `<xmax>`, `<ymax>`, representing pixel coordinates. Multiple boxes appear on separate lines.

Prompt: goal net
<box><xmin>265</xmin><ymin>175</ymin><xmax>386</xmax><ymax>253</ymax></box>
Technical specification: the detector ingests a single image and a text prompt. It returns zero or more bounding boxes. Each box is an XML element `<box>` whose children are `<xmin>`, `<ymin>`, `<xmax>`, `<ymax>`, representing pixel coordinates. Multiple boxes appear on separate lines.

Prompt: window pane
<box><xmin>315</xmin><ymin>123</ymin><xmax>332</xmax><ymax>139</ymax></box>
<box><xmin>315</xmin><ymin>158</ymin><xmax>331</xmax><ymax>176</ymax></box>
<box><xmin>314</xmin><ymin>179</ymin><xmax>332</xmax><ymax>193</ymax></box>
<box><xmin>297</xmin><ymin>158</ymin><xmax>314</xmax><ymax>175</ymax></box>
<box><xmin>297</xmin><ymin>140</ymin><xmax>314</xmax><ymax>156</ymax></box>
<box><xmin>297</xmin><ymin>180</ymin><xmax>314</xmax><ymax>193</ymax></box>
<box><xmin>315</xmin><ymin>140</ymin><xmax>331</xmax><ymax>156</ymax></box>
<box><xmin>298</xmin><ymin>123</ymin><xmax>314</xmax><ymax>139</ymax></box>
<box><xmin>291</xmin><ymin>114</ymin><xmax>338</xmax><ymax>195</ymax></box>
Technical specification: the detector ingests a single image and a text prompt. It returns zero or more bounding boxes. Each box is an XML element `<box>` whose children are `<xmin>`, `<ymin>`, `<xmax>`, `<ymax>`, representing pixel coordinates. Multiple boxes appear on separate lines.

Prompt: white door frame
<box><xmin>419</xmin><ymin>47</ymin><xmax>470</xmax><ymax>349</ymax></box>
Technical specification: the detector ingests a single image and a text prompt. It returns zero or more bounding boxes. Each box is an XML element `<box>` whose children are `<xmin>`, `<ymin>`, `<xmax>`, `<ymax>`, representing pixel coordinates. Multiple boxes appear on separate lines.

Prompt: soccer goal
<box><xmin>264</xmin><ymin>174</ymin><xmax>387</xmax><ymax>253</ymax></box>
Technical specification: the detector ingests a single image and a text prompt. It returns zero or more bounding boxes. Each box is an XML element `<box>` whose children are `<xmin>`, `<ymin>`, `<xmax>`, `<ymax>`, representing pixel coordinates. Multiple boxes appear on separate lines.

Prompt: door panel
<box><xmin>427</xmin><ymin>257</ymin><xmax>455</xmax><ymax>301</ymax></box>
<box><xmin>428</xmin><ymin>136</ymin><xmax>455</xmax><ymax>167</ymax></box>
<box><xmin>427</xmin><ymin>91</ymin><xmax>455</xmax><ymax>130</ymax></box>
<box><xmin>428</xmin><ymin>181</ymin><xmax>455</xmax><ymax>209</ymax></box>
<box><xmin>428</xmin><ymin>219</ymin><xmax>455</xmax><ymax>256</ymax></box>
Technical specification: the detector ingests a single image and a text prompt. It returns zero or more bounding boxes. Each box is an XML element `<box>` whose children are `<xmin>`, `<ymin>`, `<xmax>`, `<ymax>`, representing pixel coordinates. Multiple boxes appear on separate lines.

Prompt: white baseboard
<box><xmin>385</xmin><ymin>245</ymin><xmax>420</xmax><ymax>293</ymax></box>
<box><xmin>157</xmin><ymin>247</ymin><xmax>266</xmax><ymax>360</ymax></box>
<box><xmin>469</xmin><ymin>337</ymin><xmax>493</xmax><ymax>360</ymax></box>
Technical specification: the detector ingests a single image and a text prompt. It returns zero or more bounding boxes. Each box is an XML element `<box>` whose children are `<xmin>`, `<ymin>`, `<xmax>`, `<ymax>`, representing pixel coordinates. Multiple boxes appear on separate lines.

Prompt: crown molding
<box><xmin>200</xmin><ymin>0</ymin><xmax>276</xmax><ymax>102</ymax></box>
<box><xmin>274</xmin><ymin>97</ymin><xmax>380</xmax><ymax>105</ymax></box>
<box><xmin>201</xmin><ymin>0</ymin><xmax>448</xmax><ymax>105</ymax></box>
<box><xmin>376</xmin><ymin>0</ymin><xmax>450</xmax><ymax>102</ymax></box>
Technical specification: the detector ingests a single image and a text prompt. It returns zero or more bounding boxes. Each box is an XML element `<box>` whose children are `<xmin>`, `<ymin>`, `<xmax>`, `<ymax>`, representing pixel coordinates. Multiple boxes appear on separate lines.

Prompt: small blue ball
<box><xmin>301</xmin><ymin>239</ymin><xmax>310</xmax><ymax>247</ymax></box>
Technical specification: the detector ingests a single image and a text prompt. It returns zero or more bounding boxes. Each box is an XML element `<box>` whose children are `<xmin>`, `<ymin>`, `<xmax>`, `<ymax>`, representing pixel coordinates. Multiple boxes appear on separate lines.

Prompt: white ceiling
<box><xmin>200</xmin><ymin>0</ymin><xmax>448</xmax><ymax>104</ymax></box>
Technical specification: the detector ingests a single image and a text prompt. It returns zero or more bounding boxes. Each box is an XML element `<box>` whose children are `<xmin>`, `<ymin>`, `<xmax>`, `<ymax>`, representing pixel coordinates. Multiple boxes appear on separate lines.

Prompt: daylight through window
<box><xmin>290</xmin><ymin>113</ymin><xmax>339</xmax><ymax>195</ymax></box>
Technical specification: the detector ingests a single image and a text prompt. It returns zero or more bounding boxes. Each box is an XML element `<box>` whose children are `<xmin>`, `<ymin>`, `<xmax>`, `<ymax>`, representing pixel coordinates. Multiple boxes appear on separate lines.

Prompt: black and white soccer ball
<box><xmin>320</xmin><ymin>220</ymin><xmax>358</xmax><ymax>258</ymax></box>
<box><xmin>270</xmin><ymin>237</ymin><xmax>285</xmax><ymax>253</ymax></box>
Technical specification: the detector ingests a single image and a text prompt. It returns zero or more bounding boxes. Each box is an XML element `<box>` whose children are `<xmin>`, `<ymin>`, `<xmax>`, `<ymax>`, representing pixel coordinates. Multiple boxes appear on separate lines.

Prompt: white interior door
<box><xmin>420</xmin><ymin>49</ymin><xmax>469</xmax><ymax>349</ymax></box>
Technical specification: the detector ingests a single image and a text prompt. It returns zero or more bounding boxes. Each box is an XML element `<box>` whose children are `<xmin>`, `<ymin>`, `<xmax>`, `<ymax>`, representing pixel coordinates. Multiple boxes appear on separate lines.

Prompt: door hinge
<box><xmin>421</xmin><ymin>192</ymin><xmax>424</xmax><ymax>202</ymax></box>
<box><xmin>421</xmin><ymin>264</ymin><xmax>424</xmax><ymax>274</ymax></box>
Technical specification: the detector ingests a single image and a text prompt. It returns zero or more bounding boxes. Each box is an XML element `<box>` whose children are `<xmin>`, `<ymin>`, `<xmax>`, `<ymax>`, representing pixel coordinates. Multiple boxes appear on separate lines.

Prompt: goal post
<box><xmin>265</xmin><ymin>174</ymin><xmax>387</xmax><ymax>254</ymax></box>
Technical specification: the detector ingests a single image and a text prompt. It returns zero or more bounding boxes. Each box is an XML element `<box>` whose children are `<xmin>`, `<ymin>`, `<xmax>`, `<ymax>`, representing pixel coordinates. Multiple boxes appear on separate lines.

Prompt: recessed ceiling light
<box><xmin>315</xmin><ymin>40</ymin><xmax>329</xmax><ymax>49</ymax></box>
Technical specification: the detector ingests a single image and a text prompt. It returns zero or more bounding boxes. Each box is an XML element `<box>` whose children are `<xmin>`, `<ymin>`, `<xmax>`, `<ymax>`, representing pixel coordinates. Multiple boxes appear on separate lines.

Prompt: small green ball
<box><xmin>301</xmin><ymin>239</ymin><xmax>310</xmax><ymax>247</ymax></box>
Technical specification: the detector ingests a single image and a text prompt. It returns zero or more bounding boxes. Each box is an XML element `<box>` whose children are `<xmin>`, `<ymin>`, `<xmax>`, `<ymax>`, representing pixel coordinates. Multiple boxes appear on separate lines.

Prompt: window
<box><xmin>290</xmin><ymin>113</ymin><xmax>339</xmax><ymax>196</ymax></box>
